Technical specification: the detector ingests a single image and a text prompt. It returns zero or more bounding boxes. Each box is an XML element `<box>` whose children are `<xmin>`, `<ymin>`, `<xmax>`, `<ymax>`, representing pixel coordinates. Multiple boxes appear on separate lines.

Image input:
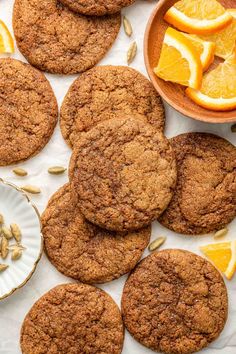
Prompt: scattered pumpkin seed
<box><xmin>13</xmin><ymin>168</ymin><xmax>28</xmax><ymax>176</ymax></box>
<box><xmin>231</xmin><ymin>124</ymin><xmax>236</xmax><ymax>133</ymax></box>
<box><xmin>2</xmin><ymin>226</ymin><xmax>13</xmax><ymax>240</ymax></box>
<box><xmin>21</xmin><ymin>185</ymin><xmax>41</xmax><ymax>194</ymax></box>
<box><xmin>1</xmin><ymin>237</ymin><xmax>9</xmax><ymax>259</ymax></box>
<box><xmin>214</xmin><ymin>228</ymin><xmax>228</xmax><ymax>239</ymax></box>
<box><xmin>127</xmin><ymin>41</ymin><xmax>137</xmax><ymax>65</ymax></box>
<box><xmin>0</xmin><ymin>214</ymin><xmax>4</xmax><ymax>225</ymax></box>
<box><xmin>10</xmin><ymin>224</ymin><xmax>21</xmax><ymax>242</ymax></box>
<box><xmin>0</xmin><ymin>264</ymin><xmax>8</xmax><ymax>272</ymax></box>
<box><xmin>48</xmin><ymin>166</ymin><xmax>67</xmax><ymax>175</ymax></box>
<box><xmin>123</xmin><ymin>16</ymin><xmax>133</xmax><ymax>37</ymax></box>
<box><xmin>148</xmin><ymin>236</ymin><xmax>166</xmax><ymax>252</ymax></box>
<box><xmin>11</xmin><ymin>248</ymin><xmax>22</xmax><ymax>261</ymax></box>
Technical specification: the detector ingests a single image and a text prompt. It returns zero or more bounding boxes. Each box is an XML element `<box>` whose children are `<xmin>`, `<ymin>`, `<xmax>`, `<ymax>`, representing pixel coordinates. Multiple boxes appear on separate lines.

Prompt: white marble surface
<box><xmin>0</xmin><ymin>0</ymin><xmax>236</xmax><ymax>353</ymax></box>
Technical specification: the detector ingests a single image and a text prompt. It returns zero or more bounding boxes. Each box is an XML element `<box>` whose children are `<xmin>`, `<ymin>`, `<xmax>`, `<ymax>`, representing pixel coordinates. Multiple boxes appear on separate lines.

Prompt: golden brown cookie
<box><xmin>21</xmin><ymin>283</ymin><xmax>124</xmax><ymax>354</ymax></box>
<box><xmin>59</xmin><ymin>0</ymin><xmax>135</xmax><ymax>16</ymax></box>
<box><xmin>122</xmin><ymin>249</ymin><xmax>228</xmax><ymax>354</ymax></box>
<box><xmin>13</xmin><ymin>0</ymin><xmax>120</xmax><ymax>75</ymax></box>
<box><xmin>0</xmin><ymin>58</ymin><xmax>57</xmax><ymax>166</ymax></box>
<box><xmin>41</xmin><ymin>183</ymin><xmax>151</xmax><ymax>283</ymax></box>
<box><xmin>159</xmin><ymin>133</ymin><xmax>236</xmax><ymax>235</ymax></box>
<box><xmin>60</xmin><ymin>66</ymin><xmax>165</xmax><ymax>148</ymax></box>
<box><xmin>69</xmin><ymin>117</ymin><xmax>177</xmax><ymax>232</ymax></box>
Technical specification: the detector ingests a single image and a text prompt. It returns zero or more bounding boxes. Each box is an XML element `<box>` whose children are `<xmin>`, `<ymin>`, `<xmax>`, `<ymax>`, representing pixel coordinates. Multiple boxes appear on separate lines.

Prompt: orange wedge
<box><xmin>199</xmin><ymin>9</ymin><xmax>236</xmax><ymax>60</ymax></box>
<box><xmin>154</xmin><ymin>27</ymin><xmax>202</xmax><ymax>89</ymax></box>
<box><xmin>186</xmin><ymin>50</ymin><xmax>236</xmax><ymax>111</ymax></box>
<box><xmin>164</xmin><ymin>0</ymin><xmax>233</xmax><ymax>35</ymax></box>
<box><xmin>200</xmin><ymin>240</ymin><xmax>236</xmax><ymax>279</ymax></box>
<box><xmin>182</xmin><ymin>33</ymin><xmax>215</xmax><ymax>70</ymax></box>
<box><xmin>0</xmin><ymin>20</ymin><xmax>14</xmax><ymax>53</ymax></box>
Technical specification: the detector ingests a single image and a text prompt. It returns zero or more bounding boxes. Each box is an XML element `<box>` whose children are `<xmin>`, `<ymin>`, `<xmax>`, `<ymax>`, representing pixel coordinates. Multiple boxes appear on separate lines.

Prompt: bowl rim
<box><xmin>0</xmin><ymin>178</ymin><xmax>43</xmax><ymax>301</ymax></box>
<box><xmin>144</xmin><ymin>0</ymin><xmax>236</xmax><ymax>124</ymax></box>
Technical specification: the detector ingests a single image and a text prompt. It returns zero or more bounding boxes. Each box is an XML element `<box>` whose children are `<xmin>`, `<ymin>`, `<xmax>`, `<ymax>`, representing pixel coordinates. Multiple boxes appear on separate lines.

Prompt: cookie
<box><xmin>69</xmin><ymin>117</ymin><xmax>176</xmax><ymax>232</ymax></box>
<box><xmin>159</xmin><ymin>133</ymin><xmax>236</xmax><ymax>235</ymax></box>
<box><xmin>21</xmin><ymin>283</ymin><xmax>124</xmax><ymax>354</ymax></box>
<box><xmin>60</xmin><ymin>65</ymin><xmax>165</xmax><ymax>148</ymax></box>
<box><xmin>13</xmin><ymin>0</ymin><xmax>120</xmax><ymax>75</ymax></box>
<box><xmin>59</xmin><ymin>0</ymin><xmax>135</xmax><ymax>16</ymax></box>
<box><xmin>42</xmin><ymin>183</ymin><xmax>151</xmax><ymax>283</ymax></box>
<box><xmin>122</xmin><ymin>249</ymin><xmax>228</xmax><ymax>354</ymax></box>
<box><xmin>0</xmin><ymin>58</ymin><xmax>57</xmax><ymax>166</ymax></box>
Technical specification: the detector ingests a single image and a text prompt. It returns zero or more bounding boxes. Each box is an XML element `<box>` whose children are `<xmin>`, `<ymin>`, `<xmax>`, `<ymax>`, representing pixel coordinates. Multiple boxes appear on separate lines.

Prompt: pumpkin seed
<box><xmin>123</xmin><ymin>16</ymin><xmax>133</xmax><ymax>37</ymax></box>
<box><xmin>11</xmin><ymin>248</ymin><xmax>22</xmax><ymax>261</ymax></box>
<box><xmin>127</xmin><ymin>41</ymin><xmax>137</xmax><ymax>65</ymax></box>
<box><xmin>10</xmin><ymin>224</ymin><xmax>21</xmax><ymax>242</ymax></box>
<box><xmin>2</xmin><ymin>226</ymin><xmax>13</xmax><ymax>240</ymax></box>
<box><xmin>1</xmin><ymin>237</ymin><xmax>9</xmax><ymax>259</ymax></box>
<box><xmin>48</xmin><ymin>166</ymin><xmax>67</xmax><ymax>175</ymax></box>
<box><xmin>231</xmin><ymin>124</ymin><xmax>236</xmax><ymax>133</ymax></box>
<box><xmin>21</xmin><ymin>185</ymin><xmax>41</xmax><ymax>194</ymax></box>
<box><xmin>13</xmin><ymin>168</ymin><xmax>28</xmax><ymax>176</ymax></box>
<box><xmin>0</xmin><ymin>264</ymin><xmax>8</xmax><ymax>272</ymax></box>
<box><xmin>148</xmin><ymin>237</ymin><xmax>166</xmax><ymax>252</ymax></box>
<box><xmin>214</xmin><ymin>228</ymin><xmax>228</xmax><ymax>239</ymax></box>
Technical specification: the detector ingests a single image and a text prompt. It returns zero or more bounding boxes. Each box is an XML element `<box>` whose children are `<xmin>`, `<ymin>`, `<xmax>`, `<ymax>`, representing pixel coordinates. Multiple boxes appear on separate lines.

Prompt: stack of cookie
<box><xmin>42</xmin><ymin>65</ymin><xmax>177</xmax><ymax>284</ymax></box>
<box><xmin>38</xmin><ymin>65</ymin><xmax>235</xmax><ymax>354</ymax></box>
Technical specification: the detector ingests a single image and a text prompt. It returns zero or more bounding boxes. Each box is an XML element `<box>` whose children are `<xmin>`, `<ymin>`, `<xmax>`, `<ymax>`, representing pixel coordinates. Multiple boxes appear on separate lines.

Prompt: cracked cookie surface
<box><xmin>159</xmin><ymin>133</ymin><xmax>236</xmax><ymax>235</ymax></box>
<box><xmin>59</xmin><ymin>0</ymin><xmax>135</xmax><ymax>16</ymax></box>
<box><xmin>60</xmin><ymin>66</ymin><xmax>165</xmax><ymax>148</ymax></box>
<box><xmin>122</xmin><ymin>249</ymin><xmax>228</xmax><ymax>354</ymax></box>
<box><xmin>21</xmin><ymin>283</ymin><xmax>124</xmax><ymax>354</ymax></box>
<box><xmin>42</xmin><ymin>183</ymin><xmax>151</xmax><ymax>283</ymax></box>
<box><xmin>69</xmin><ymin>117</ymin><xmax>176</xmax><ymax>232</ymax></box>
<box><xmin>13</xmin><ymin>0</ymin><xmax>120</xmax><ymax>74</ymax></box>
<box><xmin>0</xmin><ymin>58</ymin><xmax>58</xmax><ymax>166</ymax></box>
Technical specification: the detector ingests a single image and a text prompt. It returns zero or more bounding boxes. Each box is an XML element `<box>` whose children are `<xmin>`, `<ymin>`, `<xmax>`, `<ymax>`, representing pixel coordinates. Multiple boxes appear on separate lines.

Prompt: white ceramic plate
<box><xmin>0</xmin><ymin>179</ymin><xmax>42</xmax><ymax>300</ymax></box>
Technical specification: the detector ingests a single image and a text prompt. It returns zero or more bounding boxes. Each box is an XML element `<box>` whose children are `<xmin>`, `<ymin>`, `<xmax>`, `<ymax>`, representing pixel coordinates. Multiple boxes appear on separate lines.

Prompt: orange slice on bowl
<box><xmin>0</xmin><ymin>20</ymin><xmax>14</xmax><ymax>53</ymax></box>
<box><xmin>164</xmin><ymin>0</ymin><xmax>233</xmax><ymax>35</ymax></box>
<box><xmin>182</xmin><ymin>33</ymin><xmax>215</xmax><ymax>70</ymax></box>
<box><xmin>199</xmin><ymin>9</ymin><xmax>236</xmax><ymax>60</ymax></box>
<box><xmin>200</xmin><ymin>240</ymin><xmax>236</xmax><ymax>280</ymax></box>
<box><xmin>186</xmin><ymin>50</ymin><xmax>236</xmax><ymax>111</ymax></box>
<box><xmin>154</xmin><ymin>27</ymin><xmax>202</xmax><ymax>89</ymax></box>
<box><xmin>228</xmin><ymin>9</ymin><xmax>236</xmax><ymax>18</ymax></box>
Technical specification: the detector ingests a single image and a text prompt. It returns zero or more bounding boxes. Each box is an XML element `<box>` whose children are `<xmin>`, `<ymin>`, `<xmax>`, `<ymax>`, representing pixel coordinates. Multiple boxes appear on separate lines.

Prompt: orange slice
<box><xmin>200</xmin><ymin>240</ymin><xmax>236</xmax><ymax>279</ymax></box>
<box><xmin>164</xmin><ymin>0</ymin><xmax>233</xmax><ymax>35</ymax></box>
<box><xmin>199</xmin><ymin>9</ymin><xmax>236</xmax><ymax>60</ymax></box>
<box><xmin>186</xmin><ymin>50</ymin><xmax>236</xmax><ymax>111</ymax></box>
<box><xmin>182</xmin><ymin>33</ymin><xmax>215</xmax><ymax>70</ymax></box>
<box><xmin>0</xmin><ymin>20</ymin><xmax>14</xmax><ymax>53</ymax></box>
<box><xmin>154</xmin><ymin>27</ymin><xmax>202</xmax><ymax>89</ymax></box>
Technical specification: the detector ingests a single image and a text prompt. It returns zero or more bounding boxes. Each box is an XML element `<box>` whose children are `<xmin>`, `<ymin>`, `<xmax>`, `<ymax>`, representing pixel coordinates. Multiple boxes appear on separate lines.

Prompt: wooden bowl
<box><xmin>144</xmin><ymin>0</ymin><xmax>236</xmax><ymax>123</ymax></box>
